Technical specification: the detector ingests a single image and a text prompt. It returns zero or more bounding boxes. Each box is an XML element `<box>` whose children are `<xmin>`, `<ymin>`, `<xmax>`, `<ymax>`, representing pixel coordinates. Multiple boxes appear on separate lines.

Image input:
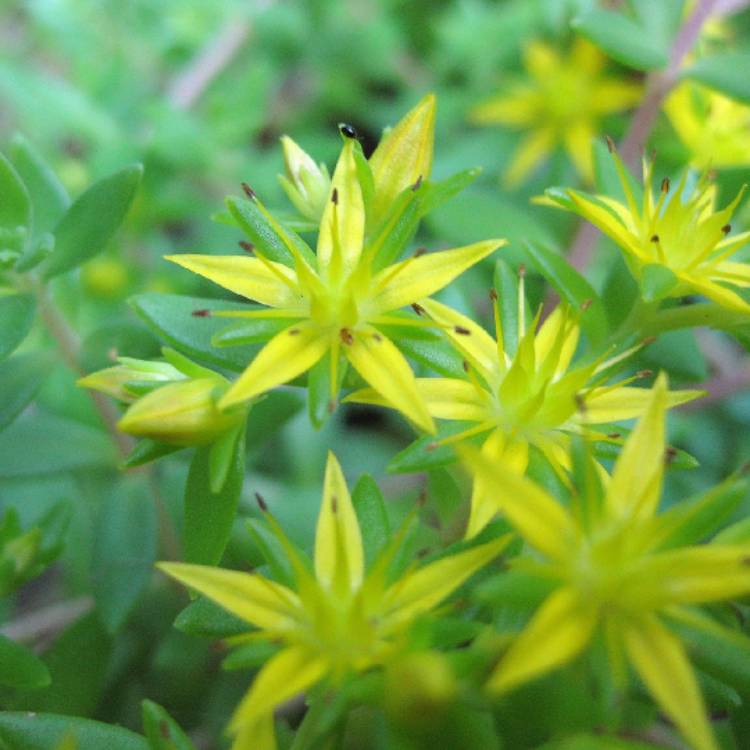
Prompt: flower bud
<box><xmin>78</xmin><ymin>358</ymin><xmax>184</xmax><ymax>402</ymax></box>
<box><xmin>117</xmin><ymin>376</ymin><xmax>244</xmax><ymax>446</ymax></box>
<box><xmin>278</xmin><ymin>136</ymin><xmax>331</xmax><ymax>222</ymax></box>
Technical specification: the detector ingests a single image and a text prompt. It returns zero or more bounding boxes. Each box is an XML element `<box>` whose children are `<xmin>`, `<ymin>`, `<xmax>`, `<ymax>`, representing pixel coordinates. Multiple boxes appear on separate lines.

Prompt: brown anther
<box><xmin>254</xmin><ymin>492</ymin><xmax>268</xmax><ymax>511</ymax></box>
<box><xmin>372</xmin><ymin>332</ymin><xmax>383</xmax><ymax>342</ymax></box>
<box><xmin>665</xmin><ymin>446</ymin><xmax>678</xmax><ymax>465</ymax></box>
<box><xmin>416</xmin><ymin>547</ymin><xmax>430</xmax><ymax>558</ymax></box>
<box><xmin>288</xmin><ymin>328</ymin><xmax>301</xmax><ymax>336</ymax></box>
<box><xmin>722</xmin><ymin>224</ymin><xmax>732</xmax><ymax>235</ymax></box>
<box><xmin>641</xmin><ymin>336</ymin><xmax>657</xmax><ymax>346</ymax></box>
<box><xmin>742</xmin><ymin>556</ymin><xmax>750</xmax><ymax>567</ymax></box>
<box><xmin>605</xmin><ymin>135</ymin><xmax>616</xmax><ymax>153</ymax></box>
<box><xmin>241</xmin><ymin>182</ymin><xmax>256</xmax><ymax>200</ymax></box>
<box><xmin>580</xmin><ymin>298</ymin><xmax>593</xmax><ymax>311</ymax></box>
<box><xmin>107</xmin><ymin>347</ymin><xmax>118</xmax><ymax>361</ymax></box>
<box><xmin>159</xmin><ymin>720</ymin><xmax>170</xmax><ymax>739</ymax></box>
<box><xmin>340</xmin><ymin>327</ymin><xmax>354</xmax><ymax>345</ymax></box>
<box><xmin>239</xmin><ymin>240</ymin><xmax>254</xmax><ymax>253</ymax></box>
<box><xmin>411</xmin><ymin>302</ymin><xmax>425</xmax><ymax>316</ymax></box>
<box><xmin>331</xmin><ymin>495</ymin><xmax>338</xmax><ymax>513</ymax></box>
<box><xmin>454</xmin><ymin>326</ymin><xmax>471</xmax><ymax>335</ymax></box>
<box><xmin>328</xmin><ymin>399</ymin><xmax>336</xmax><ymax>414</ymax></box>
<box><xmin>414</xmin><ymin>246</ymin><xmax>428</xmax><ymax>257</ymax></box>
<box><xmin>740</xmin><ymin>460</ymin><xmax>750</xmax><ymax>476</ymax></box>
<box><xmin>708</xmin><ymin>169</ymin><xmax>718</xmax><ymax>181</ymax></box>
<box><xmin>331</xmin><ymin>187</ymin><xmax>339</xmax><ymax>205</ymax></box>
<box><xmin>650</xmin><ymin>234</ymin><xmax>660</xmax><ymax>243</ymax></box>
<box><xmin>411</xmin><ymin>175</ymin><xmax>423</xmax><ymax>191</ymax></box>
<box><xmin>607</xmin><ymin>432</ymin><xmax>621</xmax><ymax>439</ymax></box>
<box><xmin>661</xmin><ymin>177</ymin><xmax>670</xmax><ymax>193</ymax></box>
<box><xmin>192</xmin><ymin>309</ymin><xmax>211</xmax><ymax>317</ymax></box>
<box><xmin>575</xmin><ymin>394</ymin><xmax>587</xmax><ymax>413</ymax></box>
<box><xmin>518</xmin><ymin>263</ymin><xmax>526</xmax><ymax>277</ymax></box>
<box><xmin>462</xmin><ymin>360</ymin><xmax>470</xmax><ymax>372</ymax></box>
<box><xmin>489</xmin><ymin>288</ymin><xmax>498</xmax><ymax>302</ymax></box>
<box><xmin>637</xmin><ymin>369</ymin><xmax>653</xmax><ymax>378</ymax></box>
<box><xmin>426</xmin><ymin>441</ymin><xmax>439</xmax><ymax>452</ymax></box>
<box><xmin>417</xmin><ymin>488</ymin><xmax>428</xmax><ymax>506</ymax></box>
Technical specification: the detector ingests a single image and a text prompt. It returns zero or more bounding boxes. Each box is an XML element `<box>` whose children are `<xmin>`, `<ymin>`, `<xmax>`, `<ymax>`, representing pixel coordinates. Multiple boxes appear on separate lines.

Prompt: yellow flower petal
<box><xmin>317</xmin><ymin>140</ymin><xmax>364</xmax><ymax>273</ymax></box>
<box><xmin>582</xmin><ymin>385</ymin><xmax>702</xmax><ymax>423</ymax></box>
<box><xmin>368</xmin><ymin>93</ymin><xmax>435</xmax><ymax>222</ymax></box>
<box><xmin>230</xmin><ymin>713</ymin><xmax>276</xmax><ymax>750</ymax></box>
<box><xmin>605</xmin><ymin>374</ymin><xmax>667</xmax><ymax>522</ymax></box>
<box><xmin>503</xmin><ymin>127</ymin><xmax>555</xmax><ymax>187</ymax></box>
<box><xmin>380</xmin><ymin>535</ymin><xmax>510</xmax><ymax>632</ymax></box>
<box><xmin>534</xmin><ymin>306</ymin><xmax>580</xmax><ymax>380</ymax></box>
<box><xmin>315</xmin><ymin>451</ymin><xmax>365</xmax><ymax>594</ymax></box>
<box><xmin>562</xmin><ymin>120</ymin><xmax>595</xmax><ymax>182</ymax></box>
<box><xmin>460</xmin><ymin>445</ymin><xmax>575</xmax><ymax>560</ymax></box>
<box><xmin>469</xmin><ymin>89</ymin><xmax>539</xmax><ymax>127</ymax></box>
<box><xmin>679</xmin><ymin>273</ymin><xmax>750</xmax><ymax>314</ymax></box>
<box><xmin>591</xmin><ymin>79</ymin><xmax>643</xmax><ymax>115</ymax></box>
<box><xmin>713</xmin><ymin>258</ymin><xmax>750</xmax><ymax>287</ymax></box>
<box><xmin>157</xmin><ymin>562</ymin><xmax>300</xmax><ymax>631</ymax></box>
<box><xmin>644</xmin><ymin>546</ymin><xmax>750</xmax><ymax>606</ymax></box>
<box><xmin>466</xmin><ymin>430</ymin><xmax>529</xmax><ymax>539</ymax></box>
<box><xmin>487</xmin><ymin>587</ymin><xmax>597</xmax><ymax>694</ymax></box>
<box><xmin>566</xmin><ymin>192</ymin><xmax>641</xmax><ymax>259</ymax></box>
<box><xmin>419</xmin><ymin>298</ymin><xmax>502</xmax><ymax>385</ymax></box>
<box><xmin>622</xmin><ymin>615</ymin><xmax>718</xmax><ymax>750</ymax></box>
<box><xmin>524</xmin><ymin>40</ymin><xmax>561</xmax><ymax>79</ymax></box>
<box><xmin>344</xmin><ymin>325</ymin><xmax>435</xmax><ymax>434</ymax></box>
<box><xmin>165</xmin><ymin>254</ymin><xmax>301</xmax><ymax>308</ymax></box>
<box><xmin>371</xmin><ymin>239</ymin><xmax>505</xmax><ymax>315</ymax></box>
<box><xmin>229</xmin><ymin>646</ymin><xmax>327</xmax><ymax>733</ymax></box>
<box><xmin>220</xmin><ymin>322</ymin><xmax>330</xmax><ymax>408</ymax></box>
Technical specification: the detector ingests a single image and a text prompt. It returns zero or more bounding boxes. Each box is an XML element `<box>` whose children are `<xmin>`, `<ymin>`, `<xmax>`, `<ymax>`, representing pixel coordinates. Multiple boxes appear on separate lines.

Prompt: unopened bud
<box><xmin>78</xmin><ymin>358</ymin><xmax>184</xmax><ymax>402</ymax></box>
<box><xmin>278</xmin><ymin>135</ymin><xmax>331</xmax><ymax>222</ymax></box>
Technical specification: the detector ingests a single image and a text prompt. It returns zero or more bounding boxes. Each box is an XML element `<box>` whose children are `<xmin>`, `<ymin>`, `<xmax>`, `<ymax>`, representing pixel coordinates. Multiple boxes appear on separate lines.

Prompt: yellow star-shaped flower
<box><xmin>470</xmin><ymin>38</ymin><xmax>641</xmax><ymax>185</ymax></box>
<box><xmin>539</xmin><ymin>147</ymin><xmax>750</xmax><ymax>313</ymax></box>
<box><xmin>463</xmin><ymin>374</ymin><xmax>750</xmax><ymax>750</ymax></box>
<box><xmin>348</xmin><ymin>273</ymin><xmax>699</xmax><ymax>536</ymax></box>
<box><xmin>168</xmin><ymin>96</ymin><xmax>505</xmax><ymax>433</ymax></box>
<box><xmin>160</xmin><ymin>452</ymin><xmax>508</xmax><ymax>750</ymax></box>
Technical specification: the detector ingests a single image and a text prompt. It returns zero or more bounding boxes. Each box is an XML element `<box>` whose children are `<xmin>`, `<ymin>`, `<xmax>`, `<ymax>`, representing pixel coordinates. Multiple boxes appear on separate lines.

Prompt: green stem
<box><xmin>640</xmin><ymin>303</ymin><xmax>750</xmax><ymax>337</ymax></box>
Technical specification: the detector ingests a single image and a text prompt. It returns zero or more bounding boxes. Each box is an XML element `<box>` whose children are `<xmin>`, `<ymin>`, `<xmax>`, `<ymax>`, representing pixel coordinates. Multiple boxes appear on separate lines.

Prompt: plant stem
<box><xmin>568</xmin><ymin>0</ymin><xmax>721</xmax><ymax>272</ymax></box>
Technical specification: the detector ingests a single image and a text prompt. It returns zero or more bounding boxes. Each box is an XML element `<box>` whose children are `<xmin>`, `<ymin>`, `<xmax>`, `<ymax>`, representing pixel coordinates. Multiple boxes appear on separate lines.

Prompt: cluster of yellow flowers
<box><xmin>81</xmin><ymin>74</ymin><xmax>750</xmax><ymax>750</ymax></box>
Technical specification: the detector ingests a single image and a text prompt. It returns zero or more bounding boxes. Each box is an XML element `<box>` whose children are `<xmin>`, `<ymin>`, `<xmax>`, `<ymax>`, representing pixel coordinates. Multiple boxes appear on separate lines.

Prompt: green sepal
<box><xmin>417</xmin><ymin>167</ymin><xmax>481</xmax><ymax>218</ymax></box>
<box><xmin>493</xmin><ymin>259</ymin><xmax>531</xmax><ymax>359</ymax></box>
<box><xmin>208</xmin><ymin>422</ymin><xmax>245</xmax><ymax>494</ymax></box>
<box><xmin>120</xmin><ymin>439</ymin><xmax>182</xmax><ymax>469</ymax></box>
<box><xmin>173</xmin><ymin>596</ymin><xmax>248</xmax><ymax>639</ymax></box>
<box><xmin>226</xmin><ymin>194</ymin><xmax>317</xmax><ymax>267</ymax></box>
<box><xmin>593</xmin><ymin>438</ymin><xmax>698</xmax><ymax>470</ymax></box>
<box><xmin>142</xmin><ymin>700</ymin><xmax>197</xmax><ymax>750</ymax></box>
<box><xmin>245</xmin><ymin>518</ymin><xmax>296</xmax><ymax>588</ymax></box>
<box><xmin>388</xmin><ymin>422</ymin><xmax>484</xmax><ymax>474</ymax></box>
<box><xmin>569</xmin><ymin>435</ymin><xmax>605</xmax><ymax>532</ymax></box>
<box><xmin>639</xmin><ymin>263</ymin><xmax>679</xmax><ymax>303</ymax></box>
<box><xmin>474</xmin><ymin>567</ymin><xmax>557</xmax><ymax>611</ymax></box>
<box><xmin>307</xmin><ymin>351</ymin><xmax>348</xmax><ymax>430</ymax></box>
<box><xmin>222</xmin><ymin>639</ymin><xmax>281</xmax><ymax>671</ymax></box>
<box><xmin>592</xmin><ymin>139</ymin><xmax>643</xmax><ymax>206</ymax></box>
<box><xmin>0</xmin><ymin>151</ymin><xmax>31</xmax><ymax>233</ymax></box>
<box><xmin>352</xmin><ymin>141</ymin><xmax>376</xmax><ymax>223</ymax></box>
<box><xmin>367</xmin><ymin>187</ymin><xmax>421</xmax><ymax>272</ymax></box>
<box><xmin>523</xmin><ymin>241</ymin><xmax>608</xmax><ymax>348</ymax></box>
<box><xmin>40</xmin><ymin>164</ymin><xmax>142</xmax><ymax>278</ymax></box>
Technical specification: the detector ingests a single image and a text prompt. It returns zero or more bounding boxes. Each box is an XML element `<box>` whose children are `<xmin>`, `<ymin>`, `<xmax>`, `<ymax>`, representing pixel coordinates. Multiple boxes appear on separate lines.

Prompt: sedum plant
<box><xmin>4</xmin><ymin>4</ymin><xmax>750</xmax><ymax>750</ymax></box>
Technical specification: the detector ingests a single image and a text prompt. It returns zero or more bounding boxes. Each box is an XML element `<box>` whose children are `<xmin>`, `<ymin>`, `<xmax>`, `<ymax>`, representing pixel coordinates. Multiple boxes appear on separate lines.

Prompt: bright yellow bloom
<box><xmin>159</xmin><ymin>452</ymin><xmax>508</xmax><ymax>750</ymax></box>
<box><xmin>463</xmin><ymin>375</ymin><xmax>750</xmax><ymax>750</ymax></box>
<box><xmin>469</xmin><ymin>39</ymin><xmax>641</xmax><ymax>185</ymax></box>
<box><xmin>169</xmin><ymin>97</ymin><xmax>505</xmax><ymax>433</ymax></box>
<box><xmin>665</xmin><ymin>82</ymin><xmax>750</xmax><ymax>169</ymax></box>
<box><xmin>540</xmin><ymin>149</ymin><xmax>750</xmax><ymax>313</ymax></box>
<box><xmin>347</xmin><ymin>275</ymin><xmax>699</xmax><ymax>537</ymax></box>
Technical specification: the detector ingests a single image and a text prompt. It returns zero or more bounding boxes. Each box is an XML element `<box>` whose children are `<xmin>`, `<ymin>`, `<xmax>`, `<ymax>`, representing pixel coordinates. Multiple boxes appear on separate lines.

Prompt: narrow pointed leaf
<box><xmin>0</xmin><ymin>151</ymin><xmax>30</xmax><ymax>230</ymax></box>
<box><xmin>142</xmin><ymin>700</ymin><xmax>197</xmax><ymax>750</ymax></box>
<box><xmin>0</xmin><ymin>293</ymin><xmax>35</xmax><ymax>361</ymax></box>
<box><xmin>0</xmin><ymin>635</ymin><xmax>50</xmax><ymax>689</ymax></box>
<box><xmin>0</xmin><ymin>352</ymin><xmax>52</xmax><ymax>432</ymax></box>
<box><xmin>352</xmin><ymin>474</ymin><xmax>390</xmax><ymax>567</ymax></box>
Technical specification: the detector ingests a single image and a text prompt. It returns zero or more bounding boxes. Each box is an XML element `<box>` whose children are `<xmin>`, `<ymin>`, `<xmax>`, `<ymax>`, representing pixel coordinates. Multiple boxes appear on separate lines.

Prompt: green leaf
<box><xmin>684</xmin><ymin>53</ymin><xmax>750</xmax><ymax>105</ymax></box>
<box><xmin>523</xmin><ymin>242</ymin><xmax>608</xmax><ymax>348</ymax></box>
<box><xmin>417</xmin><ymin>167</ymin><xmax>481</xmax><ymax>218</ymax></box>
<box><xmin>23</xmin><ymin>614</ymin><xmax>112</xmax><ymax>715</ymax></box>
<box><xmin>121</xmin><ymin>439</ymin><xmax>182</xmax><ymax>469</ymax></box>
<box><xmin>572</xmin><ymin>9</ymin><xmax>669</xmax><ymax>71</ymax></box>
<box><xmin>211</xmin><ymin>316</ymin><xmax>290</xmax><ymax>347</ymax></box>
<box><xmin>92</xmin><ymin>477</ymin><xmax>157</xmax><ymax>633</ymax></box>
<box><xmin>474</xmin><ymin>569</ymin><xmax>557</xmax><ymax>609</ymax></box>
<box><xmin>494</xmin><ymin>259</ymin><xmax>530</xmax><ymax>359</ymax></box>
<box><xmin>173</xmin><ymin>596</ymin><xmax>248</xmax><ymax>638</ymax></box>
<box><xmin>130</xmin><ymin>293</ymin><xmax>259</xmax><ymax>372</ymax></box>
<box><xmin>184</xmin><ymin>430</ymin><xmax>245</xmax><ymax>565</ymax></box>
<box><xmin>592</xmin><ymin>140</ymin><xmax>643</xmax><ymax>207</ymax></box>
<box><xmin>8</xmin><ymin>134</ymin><xmax>69</xmax><ymax>236</ymax></box>
<box><xmin>640</xmin><ymin>329</ymin><xmax>707</xmax><ymax>382</ymax></box>
<box><xmin>0</xmin><ymin>635</ymin><xmax>50</xmax><ymax>690</ymax></box>
<box><xmin>222</xmin><ymin>640</ymin><xmax>280</xmax><ymax>671</ymax></box>
<box><xmin>352</xmin><ymin>474</ymin><xmax>390</xmax><ymax>566</ymax></box>
<box><xmin>368</xmin><ymin>189</ymin><xmax>421</xmax><ymax>272</ymax></box>
<box><xmin>40</xmin><ymin>164</ymin><xmax>142</xmax><ymax>278</ymax></box>
<box><xmin>630</xmin><ymin>0</ymin><xmax>683</xmax><ymax>50</ymax></box>
<box><xmin>226</xmin><ymin>194</ymin><xmax>317</xmax><ymax>267</ymax></box>
<box><xmin>0</xmin><ymin>293</ymin><xmax>35</xmax><ymax>361</ymax></box>
<box><xmin>639</xmin><ymin>263</ymin><xmax>678</xmax><ymax>302</ymax></box>
<box><xmin>244</xmin><ymin>390</ymin><xmax>304</xmax><ymax>450</ymax></box>
<box><xmin>0</xmin><ymin>353</ymin><xmax>51</xmax><ymax>432</ymax></box>
<box><xmin>0</xmin><ymin>151</ymin><xmax>30</xmax><ymax>231</ymax></box>
<box><xmin>538</xmin><ymin>735</ymin><xmax>665</xmax><ymax>749</ymax></box>
<box><xmin>0</xmin><ymin>712</ymin><xmax>147</xmax><ymax>750</ymax></box>
<box><xmin>142</xmin><ymin>700</ymin><xmax>197</xmax><ymax>750</ymax></box>
<box><xmin>388</xmin><ymin>422</ymin><xmax>479</xmax><ymax>474</ymax></box>
<box><xmin>0</xmin><ymin>413</ymin><xmax>116</xmax><ymax>477</ymax></box>
<box><xmin>245</xmin><ymin>517</ymin><xmax>296</xmax><ymax>587</ymax></box>
<box><xmin>307</xmin><ymin>352</ymin><xmax>335</xmax><ymax>430</ymax></box>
